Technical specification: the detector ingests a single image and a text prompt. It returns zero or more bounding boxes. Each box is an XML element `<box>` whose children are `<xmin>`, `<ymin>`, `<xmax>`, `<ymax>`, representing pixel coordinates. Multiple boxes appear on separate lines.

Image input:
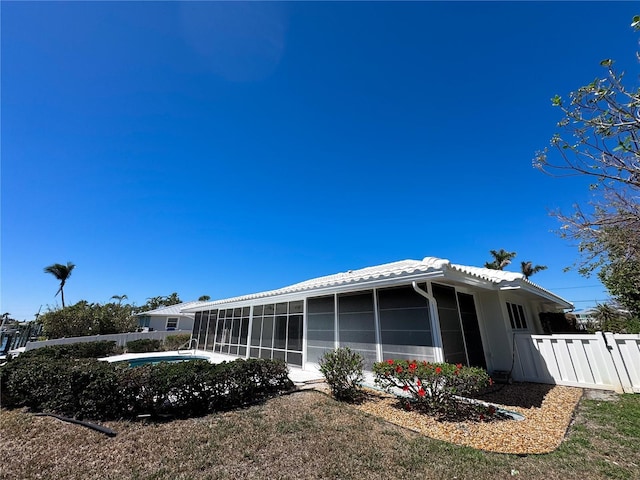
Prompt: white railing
<box><xmin>513</xmin><ymin>332</ymin><xmax>640</xmax><ymax>393</ymax></box>
<box><xmin>24</xmin><ymin>330</ymin><xmax>191</xmax><ymax>351</ymax></box>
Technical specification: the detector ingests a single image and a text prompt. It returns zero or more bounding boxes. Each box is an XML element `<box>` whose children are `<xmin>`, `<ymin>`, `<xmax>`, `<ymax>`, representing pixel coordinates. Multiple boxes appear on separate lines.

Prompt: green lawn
<box><xmin>1</xmin><ymin>390</ymin><xmax>638</xmax><ymax>480</ymax></box>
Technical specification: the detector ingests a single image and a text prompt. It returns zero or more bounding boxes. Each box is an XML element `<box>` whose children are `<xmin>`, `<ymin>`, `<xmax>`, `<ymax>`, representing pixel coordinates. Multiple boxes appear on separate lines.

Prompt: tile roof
<box><xmin>136</xmin><ymin>301</ymin><xmax>205</xmax><ymax>316</ymax></box>
<box><xmin>185</xmin><ymin>257</ymin><xmax>571</xmax><ymax>309</ymax></box>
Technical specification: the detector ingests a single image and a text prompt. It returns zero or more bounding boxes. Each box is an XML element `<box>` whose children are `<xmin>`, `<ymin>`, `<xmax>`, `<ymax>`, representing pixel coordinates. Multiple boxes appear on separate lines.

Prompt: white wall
<box><xmin>25</xmin><ymin>331</ymin><xmax>188</xmax><ymax>350</ymax></box>
<box><xmin>474</xmin><ymin>290</ymin><xmax>512</xmax><ymax>372</ymax></box>
<box><xmin>148</xmin><ymin>315</ymin><xmax>194</xmax><ymax>332</ymax></box>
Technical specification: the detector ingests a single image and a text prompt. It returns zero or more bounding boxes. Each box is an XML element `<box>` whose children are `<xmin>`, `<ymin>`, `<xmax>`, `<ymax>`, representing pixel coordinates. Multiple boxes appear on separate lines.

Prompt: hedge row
<box><xmin>0</xmin><ymin>357</ymin><xmax>293</xmax><ymax>421</ymax></box>
<box><xmin>125</xmin><ymin>339</ymin><xmax>162</xmax><ymax>353</ymax></box>
<box><xmin>16</xmin><ymin>340</ymin><xmax>119</xmax><ymax>360</ymax></box>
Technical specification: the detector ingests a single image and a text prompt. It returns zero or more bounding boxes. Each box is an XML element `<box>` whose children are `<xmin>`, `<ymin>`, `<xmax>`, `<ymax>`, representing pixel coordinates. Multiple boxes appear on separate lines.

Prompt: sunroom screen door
<box><xmin>456</xmin><ymin>292</ymin><xmax>486</xmax><ymax>369</ymax></box>
<box><xmin>432</xmin><ymin>283</ymin><xmax>486</xmax><ymax>368</ymax></box>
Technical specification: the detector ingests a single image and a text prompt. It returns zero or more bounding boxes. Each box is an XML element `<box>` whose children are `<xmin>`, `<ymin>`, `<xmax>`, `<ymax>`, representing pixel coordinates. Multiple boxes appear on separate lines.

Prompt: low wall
<box><xmin>24</xmin><ymin>330</ymin><xmax>192</xmax><ymax>351</ymax></box>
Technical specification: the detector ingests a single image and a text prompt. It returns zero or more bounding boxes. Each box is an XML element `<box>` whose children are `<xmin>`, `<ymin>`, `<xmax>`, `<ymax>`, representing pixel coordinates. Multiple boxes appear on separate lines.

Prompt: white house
<box><xmin>136</xmin><ymin>301</ymin><xmax>205</xmax><ymax>332</ymax></box>
<box><xmin>182</xmin><ymin>257</ymin><xmax>572</xmax><ymax>374</ymax></box>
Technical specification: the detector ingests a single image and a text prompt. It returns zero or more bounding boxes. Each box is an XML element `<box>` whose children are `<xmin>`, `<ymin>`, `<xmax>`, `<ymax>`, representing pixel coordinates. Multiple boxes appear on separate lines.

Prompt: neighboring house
<box><xmin>570</xmin><ymin>308</ymin><xmax>597</xmax><ymax>330</ymax></box>
<box><xmin>570</xmin><ymin>306</ymin><xmax>630</xmax><ymax>330</ymax></box>
<box><xmin>136</xmin><ymin>301</ymin><xmax>205</xmax><ymax>332</ymax></box>
<box><xmin>183</xmin><ymin>257</ymin><xmax>572</xmax><ymax>374</ymax></box>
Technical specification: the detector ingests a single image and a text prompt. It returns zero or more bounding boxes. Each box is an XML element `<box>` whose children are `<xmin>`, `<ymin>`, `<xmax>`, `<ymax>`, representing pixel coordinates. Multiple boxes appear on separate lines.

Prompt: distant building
<box><xmin>571</xmin><ymin>308</ymin><xmax>597</xmax><ymax>330</ymax></box>
<box><xmin>0</xmin><ymin>321</ymin><xmax>42</xmax><ymax>355</ymax></box>
<box><xmin>135</xmin><ymin>301</ymin><xmax>205</xmax><ymax>332</ymax></box>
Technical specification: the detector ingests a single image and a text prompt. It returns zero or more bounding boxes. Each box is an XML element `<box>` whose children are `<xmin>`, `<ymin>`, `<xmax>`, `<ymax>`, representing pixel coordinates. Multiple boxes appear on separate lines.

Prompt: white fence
<box><xmin>24</xmin><ymin>330</ymin><xmax>192</xmax><ymax>351</ymax></box>
<box><xmin>513</xmin><ymin>332</ymin><xmax>640</xmax><ymax>393</ymax></box>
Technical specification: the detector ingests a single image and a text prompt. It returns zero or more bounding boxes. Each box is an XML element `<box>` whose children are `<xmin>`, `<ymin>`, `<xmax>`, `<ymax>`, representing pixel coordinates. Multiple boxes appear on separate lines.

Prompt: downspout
<box><xmin>412</xmin><ymin>282</ymin><xmax>444</xmax><ymax>362</ymax></box>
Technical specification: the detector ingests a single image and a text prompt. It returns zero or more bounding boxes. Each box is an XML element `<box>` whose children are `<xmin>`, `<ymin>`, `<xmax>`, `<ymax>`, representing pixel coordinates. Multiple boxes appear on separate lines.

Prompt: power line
<box><xmin>569</xmin><ymin>299</ymin><xmax>610</xmax><ymax>303</ymax></box>
<box><xmin>547</xmin><ymin>285</ymin><xmax>603</xmax><ymax>290</ymax></box>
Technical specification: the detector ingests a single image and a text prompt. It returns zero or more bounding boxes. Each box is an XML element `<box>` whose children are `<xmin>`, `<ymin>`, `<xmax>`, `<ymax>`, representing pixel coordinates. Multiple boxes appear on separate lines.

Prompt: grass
<box><xmin>1</xmin><ymin>390</ymin><xmax>639</xmax><ymax>479</ymax></box>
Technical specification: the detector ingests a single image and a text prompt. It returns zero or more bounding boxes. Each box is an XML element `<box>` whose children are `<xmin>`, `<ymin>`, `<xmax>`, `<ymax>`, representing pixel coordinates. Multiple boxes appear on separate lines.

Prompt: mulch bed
<box><xmin>348</xmin><ymin>382</ymin><xmax>584</xmax><ymax>454</ymax></box>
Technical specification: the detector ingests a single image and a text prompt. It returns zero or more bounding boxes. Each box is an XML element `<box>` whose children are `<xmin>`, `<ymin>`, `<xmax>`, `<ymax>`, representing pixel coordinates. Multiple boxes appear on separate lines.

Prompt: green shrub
<box><xmin>17</xmin><ymin>341</ymin><xmax>117</xmax><ymax>360</ymax></box>
<box><xmin>1</xmin><ymin>356</ymin><xmax>293</xmax><ymax>420</ymax></box>
<box><xmin>222</xmin><ymin>358</ymin><xmax>294</xmax><ymax>407</ymax></box>
<box><xmin>146</xmin><ymin>361</ymin><xmax>214</xmax><ymax>417</ymax></box>
<box><xmin>0</xmin><ymin>357</ymin><xmax>126</xmax><ymax>420</ymax></box>
<box><xmin>117</xmin><ymin>364</ymin><xmax>155</xmax><ymax>417</ymax></box>
<box><xmin>319</xmin><ymin>347</ymin><xmax>364</xmax><ymax>402</ymax></box>
<box><xmin>126</xmin><ymin>339</ymin><xmax>162</xmax><ymax>353</ymax></box>
<box><xmin>39</xmin><ymin>301</ymin><xmax>136</xmax><ymax>339</ymax></box>
<box><xmin>163</xmin><ymin>333</ymin><xmax>192</xmax><ymax>351</ymax></box>
<box><xmin>373</xmin><ymin>359</ymin><xmax>492</xmax><ymax>420</ymax></box>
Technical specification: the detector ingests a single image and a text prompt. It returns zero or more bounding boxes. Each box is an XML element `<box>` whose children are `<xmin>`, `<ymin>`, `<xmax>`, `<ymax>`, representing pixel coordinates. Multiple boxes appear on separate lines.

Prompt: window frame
<box><xmin>506</xmin><ymin>302</ymin><xmax>528</xmax><ymax>330</ymax></box>
<box><xmin>166</xmin><ymin>317</ymin><xmax>179</xmax><ymax>330</ymax></box>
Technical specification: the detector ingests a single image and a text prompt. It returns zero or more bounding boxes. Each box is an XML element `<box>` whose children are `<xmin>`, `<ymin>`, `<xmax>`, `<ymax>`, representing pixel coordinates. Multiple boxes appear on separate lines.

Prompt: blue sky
<box><xmin>2</xmin><ymin>2</ymin><xmax>637</xmax><ymax>320</ymax></box>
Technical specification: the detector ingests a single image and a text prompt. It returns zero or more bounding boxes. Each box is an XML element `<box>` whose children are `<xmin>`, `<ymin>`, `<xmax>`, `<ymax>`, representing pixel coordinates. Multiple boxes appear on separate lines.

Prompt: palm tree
<box><xmin>111</xmin><ymin>294</ymin><xmax>128</xmax><ymax>305</ymax></box>
<box><xmin>520</xmin><ymin>261</ymin><xmax>548</xmax><ymax>279</ymax></box>
<box><xmin>165</xmin><ymin>292</ymin><xmax>181</xmax><ymax>305</ymax></box>
<box><xmin>43</xmin><ymin>262</ymin><xmax>76</xmax><ymax>308</ymax></box>
<box><xmin>198</xmin><ymin>295</ymin><xmax>211</xmax><ymax>302</ymax></box>
<box><xmin>484</xmin><ymin>249</ymin><xmax>517</xmax><ymax>270</ymax></box>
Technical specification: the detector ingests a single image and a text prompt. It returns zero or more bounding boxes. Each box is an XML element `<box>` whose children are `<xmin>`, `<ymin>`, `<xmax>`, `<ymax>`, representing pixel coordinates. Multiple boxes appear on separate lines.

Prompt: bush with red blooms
<box><xmin>373</xmin><ymin>359</ymin><xmax>495</xmax><ymax>420</ymax></box>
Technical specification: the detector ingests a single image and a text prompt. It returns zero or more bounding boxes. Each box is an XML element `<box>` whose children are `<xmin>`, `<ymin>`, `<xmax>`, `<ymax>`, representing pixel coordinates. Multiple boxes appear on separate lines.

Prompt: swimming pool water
<box><xmin>126</xmin><ymin>355</ymin><xmax>210</xmax><ymax>368</ymax></box>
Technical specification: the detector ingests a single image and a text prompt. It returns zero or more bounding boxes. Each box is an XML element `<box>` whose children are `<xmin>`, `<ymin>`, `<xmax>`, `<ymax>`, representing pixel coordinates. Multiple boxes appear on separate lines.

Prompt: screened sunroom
<box><xmin>183</xmin><ymin>257</ymin><xmax>572</xmax><ymax>372</ymax></box>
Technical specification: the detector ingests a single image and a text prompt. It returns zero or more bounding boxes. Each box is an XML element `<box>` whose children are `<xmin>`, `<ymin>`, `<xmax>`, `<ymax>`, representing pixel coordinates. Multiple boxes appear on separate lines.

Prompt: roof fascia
<box><xmin>440</xmin><ymin>269</ymin><xmax>497</xmax><ymax>289</ymax></box>
<box><xmin>446</xmin><ymin>269</ymin><xmax>572</xmax><ymax>309</ymax></box>
<box><xmin>182</xmin><ymin>270</ymin><xmax>446</xmax><ymax>312</ymax></box>
<box><xmin>507</xmin><ymin>283</ymin><xmax>573</xmax><ymax>309</ymax></box>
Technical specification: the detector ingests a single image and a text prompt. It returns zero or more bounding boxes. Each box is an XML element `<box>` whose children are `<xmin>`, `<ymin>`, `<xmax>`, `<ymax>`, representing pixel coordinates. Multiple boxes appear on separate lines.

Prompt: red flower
<box><xmin>417</xmin><ymin>388</ymin><xmax>426</xmax><ymax>397</ymax></box>
<box><xmin>456</xmin><ymin>363</ymin><xmax>463</xmax><ymax>369</ymax></box>
<box><xmin>416</xmin><ymin>379</ymin><xmax>421</xmax><ymax>386</ymax></box>
<box><xmin>422</xmin><ymin>361</ymin><xmax>428</xmax><ymax>366</ymax></box>
<box><xmin>409</xmin><ymin>362</ymin><xmax>417</xmax><ymax>371</ymax></box>
<box><xmin>403</xmin><ymin>385</ymin><xmax>409</xmax><ymax>391</ymax></box>
<box><xmin>404</xmin><ymin>403</ymin><xmax>412</xmax><ymax>411</ymax></box>
<box><xmin>435</xmin><ymin>367</ymin><xmax>442</xmax><ymax>374</ymax></box>
<box><xmin>396</xmin><ymin>365</ymin><xmax>403</xmax><ymax>373</ymax></box>
<box><xmin>479</xmin><ymin>414</ymin><xmax>485</xmax><ymax>421</ymax></box>
<box><xmin>453</xmin><ymin>370</ymin><xmax>459</xmax><ymax>376</ymax></box>
<box><xmin>387</xmin><ymin>359</ymin><xmax>394</xmax><ymax>365</ymax></box>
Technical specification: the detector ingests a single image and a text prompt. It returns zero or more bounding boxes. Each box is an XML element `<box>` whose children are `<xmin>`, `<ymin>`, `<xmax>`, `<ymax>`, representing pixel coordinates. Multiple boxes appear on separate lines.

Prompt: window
<box><xmin>432</xmin><ymin>283</ymin><xmax>467</xmax><ymax>365</ymax></box>
<box><xmin>166</xmin><ymin>317</ymin><xmax>179</xmax><ymax>330</ymax></box>
<box><xmin>506</xmin><ymin>303</ymin><xmax>528</xmax><ymax>329</ymax></box>
<box><xmin>338</xmin><ymin>291</ymin><xmax>377</xmax><ymax>368</ymax></box>
<box><xmin>205</xmin><ymin>311</ymin><xmax>218</xmax><ymax>350</ymax></box>
<box><xmin>377</xmin><ymin>285</ymin><xmax>433</xmax><ymax>363</ymax></box>
<box><xmin>248</xmin><ymin>301</ymin><xmax>304</xmax><ymax>366</ymax></box>
<box><xmin>138</xmin><ymin>316</ymin><xmax>151</xmax><ymax>328</ymax></box>
<box><xmin>307</xmin><ymin>295</ymin><xmax>335</xmax><ymax>364</ymax></box>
